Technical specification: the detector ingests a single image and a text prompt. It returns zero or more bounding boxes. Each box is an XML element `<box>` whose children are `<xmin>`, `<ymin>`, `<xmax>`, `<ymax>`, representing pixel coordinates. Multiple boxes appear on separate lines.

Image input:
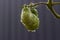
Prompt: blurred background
<box><xmin>0</xmin><ymin>0</ymin><xmax>60</xmax><ymax>40</ymax></box>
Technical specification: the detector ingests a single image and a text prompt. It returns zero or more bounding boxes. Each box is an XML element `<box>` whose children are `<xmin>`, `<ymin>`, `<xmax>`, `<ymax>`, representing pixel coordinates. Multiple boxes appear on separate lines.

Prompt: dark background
<box><xmin>0</xmin><ymin>0</ymin><xmax>60</xmax><ymax>40</ymax></box>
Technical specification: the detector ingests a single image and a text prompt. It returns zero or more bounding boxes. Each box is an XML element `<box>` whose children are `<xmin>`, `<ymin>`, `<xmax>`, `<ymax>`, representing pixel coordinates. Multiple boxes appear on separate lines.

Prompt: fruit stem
<box><xmin>28</xmin><ymin>0</ymin><xmax>60</xmax><ymax>19</ymax></box>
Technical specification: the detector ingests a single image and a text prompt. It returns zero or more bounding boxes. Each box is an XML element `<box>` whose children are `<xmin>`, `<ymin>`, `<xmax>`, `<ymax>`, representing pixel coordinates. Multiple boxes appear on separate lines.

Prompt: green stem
<box><xmin>52</xmin><ymin>2</ymin><xmax>60</xmax><ymax>5</ymax></box>
<box><xmin>27</xmin><ymin>2</ymin><xmax>47</xmax><ymax>7</ymax></box>
<box><xmin>28</xmin><ymin>0</ymin><xmax>60</xmax><ymax>19</ymax></box>
<box><xmin>46</xmin><ymin>0</ymin><xmax>60</xmax><ymax>19</ymax></box>
<box><xmin>28</xmin><ymin>0</ymin><xmax>60</xmax><ymax>6</ymax></box>
<box><xmin>47</xmin><ymin>6</ymin><xmax>60</xmax><ymax>19</ymax></box>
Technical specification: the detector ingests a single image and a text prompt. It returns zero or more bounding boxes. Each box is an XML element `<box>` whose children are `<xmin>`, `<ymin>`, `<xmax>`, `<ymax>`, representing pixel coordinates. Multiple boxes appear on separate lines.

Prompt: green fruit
<box><xmin>30</xmin><ymin>7</ymin><xmax>38</xmax><ymax>17</ymax></box>
<box><xmin>20</xmin><ymin>5</ymin><xmax>40</xmax><ymax>32</ymax></box>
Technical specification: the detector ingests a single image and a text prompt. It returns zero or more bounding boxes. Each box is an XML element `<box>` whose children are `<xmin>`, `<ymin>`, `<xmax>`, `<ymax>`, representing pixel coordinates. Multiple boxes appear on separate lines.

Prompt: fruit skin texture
<box><xmin>20</xmin><ymin>5</ymin><xmax>39</xmax><ymax>31</ymax></box>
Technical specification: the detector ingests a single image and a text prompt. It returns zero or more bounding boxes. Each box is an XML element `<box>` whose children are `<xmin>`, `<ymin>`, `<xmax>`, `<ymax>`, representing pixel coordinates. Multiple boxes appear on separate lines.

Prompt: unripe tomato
<box><xmin>20</xmin><ymin>5</ymin><xmax>40</xmax><ymax>32</ymax></box>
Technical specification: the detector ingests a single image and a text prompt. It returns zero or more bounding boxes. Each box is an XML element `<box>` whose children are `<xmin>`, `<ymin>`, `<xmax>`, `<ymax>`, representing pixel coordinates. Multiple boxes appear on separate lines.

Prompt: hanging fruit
<box><xmin>20</xmin><ymin>4</ymin><xmax>40</xmax><ymax>32</ymax></box>
<box><xmin>20</xmin><ymin>0</ymin><xmax>60</xmax><ymax>32</ymax></box>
